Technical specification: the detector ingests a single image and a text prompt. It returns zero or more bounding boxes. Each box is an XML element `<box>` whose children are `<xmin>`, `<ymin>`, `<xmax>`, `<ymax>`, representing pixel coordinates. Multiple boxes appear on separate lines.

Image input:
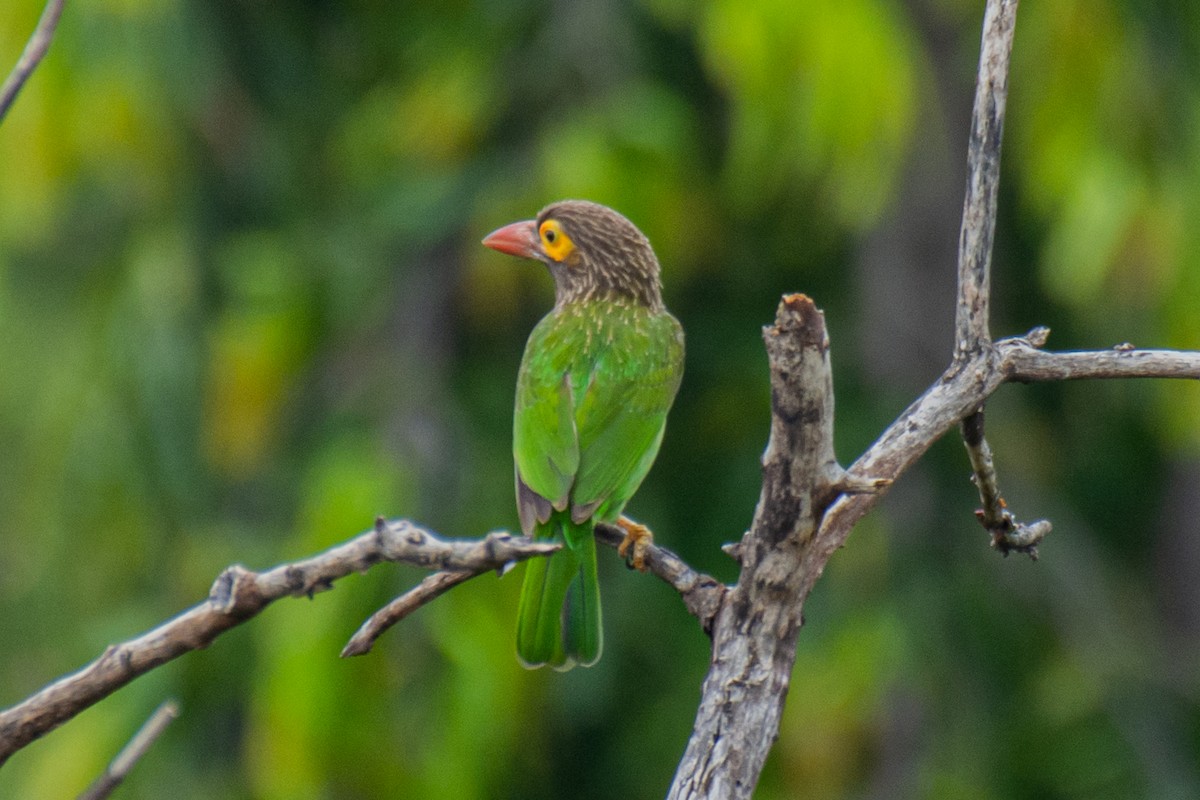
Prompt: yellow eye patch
<box><xmin>539</xmin><ymin>219</ymin><xmax>576</xmax><ymax>262</ymax></box>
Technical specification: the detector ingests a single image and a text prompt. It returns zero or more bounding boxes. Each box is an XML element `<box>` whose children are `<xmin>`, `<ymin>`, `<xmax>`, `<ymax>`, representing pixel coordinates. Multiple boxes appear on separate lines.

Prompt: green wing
<box><xmin>571</xmin><ymin>311</ymin><xmax>684</xmax><ymax>521</ymax></box>
<box><xmin>513</xmin><ymin>315</ymin><xmax>581</xmax><ymax>529</ymax></box>
<box><xmin>514</xmin><ymin>303</ymin><xmax>684</xmax><ymax>528</ymax></box>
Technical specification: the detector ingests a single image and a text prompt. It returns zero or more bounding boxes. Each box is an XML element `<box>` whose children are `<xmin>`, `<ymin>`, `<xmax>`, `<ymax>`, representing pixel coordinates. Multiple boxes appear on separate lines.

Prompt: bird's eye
<box><xmin>538</xmin><ymin>219</ymin><xmax>575</xmax><ymax>262</ymax></box>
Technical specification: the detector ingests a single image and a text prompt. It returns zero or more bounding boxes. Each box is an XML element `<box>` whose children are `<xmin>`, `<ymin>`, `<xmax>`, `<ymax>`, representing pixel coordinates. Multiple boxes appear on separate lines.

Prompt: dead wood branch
<box><xmin>0</xmin><ymin>0</ymin><xmax>66</xmax><ymax>123</ymax></box>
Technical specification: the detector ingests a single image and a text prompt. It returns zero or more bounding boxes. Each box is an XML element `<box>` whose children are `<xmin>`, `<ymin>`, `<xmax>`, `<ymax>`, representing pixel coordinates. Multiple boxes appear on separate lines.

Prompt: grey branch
<box><xmin>670</xmin><ymin>295</ymin><xmax>841</xmax><ymax>799</ymax></box>
<box><xmin>664</xmin><ymin>305</ymin><xmax>1199</xmax><ymax>799</ymax></box>
<box><xmin>961</xmin><ymin>408</ymin><xmax>1051</xmax><ymax>557</ymax></box>
<box><xmin>954</xmin><ymin>0</ymin><xmax>1018</xmax><ymax>358</ymax></box>
<box><xmin>951</xmin><ymin>0</ymin><xmax>1029</xmax><ymax>556</ymax></box>
<box><xmin>1005</xmin><ymin>342</ymin><xmax>1200</xmax><ymax>381</ymax></box>
<box><xmin>594</xmin><ymin>522</ymin><xmax>727</xmax><ymax>634</ymax></box>
<box><xmin>663</xmin><ymin>1</ymin><xmax>1194</xmax><ymax>789</ymax></box>
<box><xmin>955</xmin><ymin>335</ymin><xmax>1199</xmax><ymax>558</ymax></box>
<box><xmin>341</xmin><ymin>570</ymin><xmax>480</xmax><ymax>658</ymax></box>
<box><xmin>0</xmin><ymin>0</ymin><xmax>66</xmax><ymax>124</ymax></box>
<box><xmin>0</xmin><ymin>515</ymin><xmax>721</xmax><ymax>763</ymax></box>
<box><xmin>817</xmin><ymin>335</ymin><xmax>1200</xmax><ymax>557</ymax></box>
<box><xmin>77</xmin><ymin>700</ymin><xmax>179</xmax><ymax>800</ymax></box>
<box><xmin>341</xmin><ymin>521</ymin><xmax>728</xmax><ymax>658</ymax></box>
<box><xmin>0</xmin><ymin>520</ymin><xmax>560</xmax><ymax>764</ymax></box>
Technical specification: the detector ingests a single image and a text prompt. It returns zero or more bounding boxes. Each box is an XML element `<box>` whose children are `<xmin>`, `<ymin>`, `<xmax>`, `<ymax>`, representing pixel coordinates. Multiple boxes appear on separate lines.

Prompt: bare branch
<box><xmin>0</xmin><ymin>520</ymin><xmax>559</xmax><ymax>764</ymax></box>
<box><xmin>341</xmin><ymin>520</ymin><xmax>729</xmax><ymax>658</ymax></box>
<box><xmin>650</xmin><ymin>11</ymin><xmax>1028</xmax><ymax>782</ymax></box>
<box><xmin>961</xmin><ymin>408</ymin><xmax>1004</xmax><ymax>525</ymax></box>
<box><xmin>595</xmin><ymin>523</ymin><xmax>726</xmax><ymax>634</ymax></box>
<box><xmin>77</xmin><ymin>700</ymin><xmax>179</xmax><ymax>800</ymax></box>
<box><xmin>342</xmin><ymin>571</ymin><xmax>477</xmax><ymax>658</ymax></box>
<box><xmin>661</xmin><ymin>300</ymin><xmax>1199</xmax><ymax>795</ymax></box>
<box><xmin>805</xmin><ymin>0</ymin><xmax>1029</xmax><ymax>567</ymax></box>
<box><xmin>955</xmin><ymin>0</ymin><xmax>1019</xmax><ymax>358</ymax></box>
<box><xmin>809</xmin><ymin>341</ymin><xmax>1200</xmax><ymax>569</ymax></box>
<box><xmin>813</xmin><ymin>352</ymin><xmax>1007</xmax><ymax>572</ymax></box>
<box><xmin>961</xmin><ymin>408</ymin><xmax>1051</xmax><ymax>557</ymax></box>
<box><xmin>669</xmin><ymin>294</ymin><xmax>839</xmax><ymax>800</ymax></box>
<box><xmin>0</xmin><ymin>0</ymin><xmax>66</xmax><ymax>124</ymax></box>
<box><xmin>0</xmin><ymin>513</ymin><xmax>720</xmax><ymax>763</ymax></box>
<box><xmin>1003</xmin><ymin>343</ymin><xmax>1200</xmax><ymax>381</ymax></box>
<box><xmin>776</xmin><ymin>331</ymin><xmax>1200</xmax><ymax>615</ymax></box>
<box><xmin>953</xmin><ymin>328</ymin><xmax>1200</xmax><ymax>559</ymax></box>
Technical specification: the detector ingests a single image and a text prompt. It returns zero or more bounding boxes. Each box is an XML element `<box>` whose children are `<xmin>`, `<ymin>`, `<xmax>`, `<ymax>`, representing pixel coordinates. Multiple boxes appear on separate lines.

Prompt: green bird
<box><xmin>482</xmin><ymin>200</ymin><xmax>685</xmax><ymax>670</ymax></box>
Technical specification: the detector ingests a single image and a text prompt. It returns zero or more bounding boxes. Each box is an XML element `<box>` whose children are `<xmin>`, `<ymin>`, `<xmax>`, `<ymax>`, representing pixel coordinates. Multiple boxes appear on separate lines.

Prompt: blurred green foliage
<box><xmin>1</xmin><ymin>0</ymin><xmax>1198</xmax><ymax>797</ymax></box>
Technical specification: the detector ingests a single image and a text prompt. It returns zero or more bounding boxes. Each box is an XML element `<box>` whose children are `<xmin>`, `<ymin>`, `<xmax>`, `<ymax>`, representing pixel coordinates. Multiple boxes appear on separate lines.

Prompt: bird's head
<box><xmin>482</xmin><ymin>200</ymin><xmax>663</xmax><ymax>309</ymax></box>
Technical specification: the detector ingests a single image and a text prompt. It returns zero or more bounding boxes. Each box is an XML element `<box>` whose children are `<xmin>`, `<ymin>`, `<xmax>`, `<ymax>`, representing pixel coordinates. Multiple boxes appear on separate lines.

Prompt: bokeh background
<box><xmin>2</xmin><ymin>0</ymin><xmax>1198</xmax><ymax>797</ymax></box>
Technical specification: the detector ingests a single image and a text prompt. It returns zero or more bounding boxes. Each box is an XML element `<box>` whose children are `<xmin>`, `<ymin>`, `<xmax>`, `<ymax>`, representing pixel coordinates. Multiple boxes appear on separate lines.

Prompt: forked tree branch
<box><xmin>668</xmin><ymin>4</ymin><xmax>1023</xmax><ymax>795</ymax></box>
<box><xmin>0</xmin><ymin>518</ymin><xmax>718</xmax><ymax>765</ymax></box>
<box><xmin>0</xmin><ymin>0</ymin><xmax>66</xmax><ymax>123</ymax></box>
<box><xmin>665</xmin><ymin>0</ymin><xmax>1167</xmax><ymax>794</ymax></box>
<box><xmin>812</xmin><ymin>335</ymin><xmax>1200</xmax><ymax>566</ymax></box>
<box><xmin>342</xmin><ymin>522</ymin><xmax>727</xmax><ymax>657</ymax></box>
<box><xmin>0</xmin><ymin>521</ymin><xmax>561</xmax><ymax>764</ymax></box>
<box><xmin>4</xmin><ymin>0</ymin><xmax>1200</xmax><ymax>794</ymax></box>
<box><xmin>669</xmin><ymin>295</ymin><xmax>855</xmax><ymax>800</ymax></box>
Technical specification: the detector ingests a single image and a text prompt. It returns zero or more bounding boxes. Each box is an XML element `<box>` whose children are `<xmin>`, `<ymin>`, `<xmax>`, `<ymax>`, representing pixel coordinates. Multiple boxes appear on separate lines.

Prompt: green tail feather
<box><xmin>516</xmin><ymin>513</ymin><xmax>602</xmax><ymax>670</ymax></box>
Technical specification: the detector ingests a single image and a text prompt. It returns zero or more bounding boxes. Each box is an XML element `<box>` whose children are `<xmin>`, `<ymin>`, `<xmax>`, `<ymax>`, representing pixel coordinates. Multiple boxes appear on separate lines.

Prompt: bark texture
<box><xmin>669</xmin><ymin>295</ymin><xmax>845</xmax><ymax>799</ymax></box>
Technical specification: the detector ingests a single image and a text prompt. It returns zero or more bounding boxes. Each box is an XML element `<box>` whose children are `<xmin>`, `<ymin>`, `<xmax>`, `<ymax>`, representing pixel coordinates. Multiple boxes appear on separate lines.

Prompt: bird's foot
<box><xmin>616</xmin><ymin>516</ymin><xmax>654</xmax><ymax>572</ymax></box>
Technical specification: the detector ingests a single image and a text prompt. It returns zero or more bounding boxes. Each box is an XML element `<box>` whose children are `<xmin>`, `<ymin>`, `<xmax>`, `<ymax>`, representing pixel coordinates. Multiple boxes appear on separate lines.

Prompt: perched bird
<box><xmin>482</xmin><ymin>200</ymin><xmax>685</xmax><ymax>670</ymax></box>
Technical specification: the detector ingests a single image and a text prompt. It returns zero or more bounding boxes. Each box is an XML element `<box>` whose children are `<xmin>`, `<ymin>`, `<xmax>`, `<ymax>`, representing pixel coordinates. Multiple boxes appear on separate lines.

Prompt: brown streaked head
<box><xmin>483</xmin><ymin>200</ymin><xmax>664</xmax><ymax>309</ymax></box>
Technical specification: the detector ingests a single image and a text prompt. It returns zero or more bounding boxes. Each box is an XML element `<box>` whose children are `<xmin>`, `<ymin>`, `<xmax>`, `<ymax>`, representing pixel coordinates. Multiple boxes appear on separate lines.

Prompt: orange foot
<box><xmin>616</xmin><ymin>516</ymin><xmax>654</xmax><ymax>572</ymax></box>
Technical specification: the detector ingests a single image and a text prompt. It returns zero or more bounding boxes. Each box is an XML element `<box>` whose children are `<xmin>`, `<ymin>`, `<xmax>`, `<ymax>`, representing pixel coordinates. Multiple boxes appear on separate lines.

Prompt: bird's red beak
<box><xmin>482</xmin><ymin>220</ymin><xmax>541</xmax><ymax>259</ymax></box>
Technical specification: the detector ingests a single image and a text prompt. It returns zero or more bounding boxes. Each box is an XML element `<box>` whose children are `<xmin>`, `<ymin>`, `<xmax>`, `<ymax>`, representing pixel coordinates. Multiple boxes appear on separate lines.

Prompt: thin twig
<box><xmin>954</xmin><ymin>0</ymin><xmax>1019</xmax><ymax>358</ymax></box>
<box><xmin>77</xmin><ymin>700</ymin><xmax>179</xmax><ymax>800</ymax></box>
<box><xmin>595</xmin><ymin>522</ymin><xmax>726</xmax><ymax>634</ymax></box>
<box><xmin>961</xmin><ymin>409</ymin><xmax>1004</xmax><ymax>524</ymax></box>
<box><xmin>0</xmin><ymin>0</ymin><xmax>67</xmax><ymax>123</ymax></box>
<box><xmin>1003</xmin><ymin>343</ymin><xmax>1200</xmax><ymax>381</ymax></box>
<box><xmin>342</xmin><ymin>522</ymin><xmax>729</xmax><ymax>657</ymax></box>
<box><xmin>948</xmin><ymin>0</ymin><xmax>1047</xmax><ymax>554</ymax></box>
<box><xmin>342</xmin><ymin>571</ymin><xmax>476</xmax><ymax>657</ymax></box>
<box><xmin>961</xmin><ymin>408</ymin><xmax>1050</xmax><ymax>557</ymax></box>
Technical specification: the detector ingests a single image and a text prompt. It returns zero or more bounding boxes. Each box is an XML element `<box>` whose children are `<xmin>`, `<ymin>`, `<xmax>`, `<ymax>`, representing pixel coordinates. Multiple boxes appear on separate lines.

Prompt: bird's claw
<box><xmin>616</xmin><ymin>516</ymin><xmax>653</xmax><ymax>572</ymax></box>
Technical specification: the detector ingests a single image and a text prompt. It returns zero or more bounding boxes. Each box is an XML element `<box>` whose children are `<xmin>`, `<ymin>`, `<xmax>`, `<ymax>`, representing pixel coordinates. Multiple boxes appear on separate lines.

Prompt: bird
<box><xmin>482</xmin><ymin>200</ymin><xmax>685</xmax><ymax>670</ymax></box>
